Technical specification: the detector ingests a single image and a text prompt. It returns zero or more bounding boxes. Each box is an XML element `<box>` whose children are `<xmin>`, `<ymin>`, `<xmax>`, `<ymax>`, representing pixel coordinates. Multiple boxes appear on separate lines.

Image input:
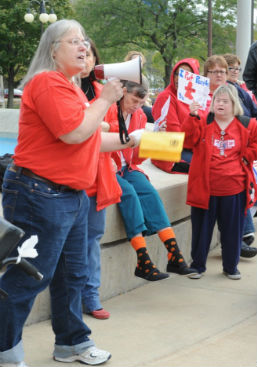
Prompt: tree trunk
<box><xmin>164</xmin><ymin>63</ymin><xmax>172</xmax><ymax>87</ymax></box>
<box><xmin>7</xmin><ymin>67</ymin><xmax>15</xmax><ymax>109</ymax></box>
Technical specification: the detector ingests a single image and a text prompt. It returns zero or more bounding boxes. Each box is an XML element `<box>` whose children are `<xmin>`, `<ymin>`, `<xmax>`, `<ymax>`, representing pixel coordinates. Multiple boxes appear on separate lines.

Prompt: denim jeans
<box><xmin>243</xmin><ymin>208</ymin><xmax>255</xmax><ymax>236</ymax></box>
<box><xmin>0</xmin><ymin>168</ymin><xmax>94</xmax><ymax>364</ymax></box>
<box><xmin>81</xmin><ymin>196</ymin><xmax>106</xmax><ymax>313</ymax></box>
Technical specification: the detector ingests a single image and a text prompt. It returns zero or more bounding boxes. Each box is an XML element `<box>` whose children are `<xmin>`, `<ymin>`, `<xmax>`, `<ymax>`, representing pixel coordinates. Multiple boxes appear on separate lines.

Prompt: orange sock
<box><xmin>130</xmin><ymin>236</ymin><xmax>147</xmax><ymax>251</ymax></box>
<box><xmin>158</xmin><ymin>227</ymin><xmax>176</xmax><ymax>243</ymax></box>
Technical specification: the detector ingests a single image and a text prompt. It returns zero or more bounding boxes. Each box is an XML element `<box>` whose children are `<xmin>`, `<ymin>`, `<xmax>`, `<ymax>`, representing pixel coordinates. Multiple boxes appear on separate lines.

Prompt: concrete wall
<box><xmin>0</xmin><ymin>109</ymin><xmax>218</xmax><ymax>325</ymax></box>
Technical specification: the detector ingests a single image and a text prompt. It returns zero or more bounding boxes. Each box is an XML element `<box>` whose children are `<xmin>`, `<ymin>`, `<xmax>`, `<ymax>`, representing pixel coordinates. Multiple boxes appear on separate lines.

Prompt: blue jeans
<box><xmin>181</xmin><ymin>149</ymin><xmax>193</xmax><ymax>163</ymax></box>
<box><xmin>81</xmin><ymin>196</ymin><xmax>106</xmax><ymax>313</ymax></box>
<box><xmin>0</xmin><ymin>168</ymin><xmax>94</xmax><ymax>364</ymax></box>
<box><xmin>116</xmin><ymin>168</ymin><xmax>171</xmax><ymax>239</ymax></box>
<box><xmin>243</xmin><ymin>208</ymin><xmax>255</xmax><ymax>236</ymax></box>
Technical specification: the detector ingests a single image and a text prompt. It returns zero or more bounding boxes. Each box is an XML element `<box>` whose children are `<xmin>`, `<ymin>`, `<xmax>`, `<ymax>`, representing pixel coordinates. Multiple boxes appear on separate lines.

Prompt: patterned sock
<box><xmin>130</xmin><ymin>236</ymin><xmax>147</xmax><ymax>251</ymax></box>
<box><xmin>158</xmin><ymin>227</ymin><xmax>185</xmax><ymax>265</ymax></box>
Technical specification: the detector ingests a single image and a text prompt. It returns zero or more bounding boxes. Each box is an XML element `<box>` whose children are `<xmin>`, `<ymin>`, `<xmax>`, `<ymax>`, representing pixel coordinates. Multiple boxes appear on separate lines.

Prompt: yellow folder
<box><xmin>139</xmin><ymin>131</ymin><xmax>185</xmax><ymax>162</ymax></box>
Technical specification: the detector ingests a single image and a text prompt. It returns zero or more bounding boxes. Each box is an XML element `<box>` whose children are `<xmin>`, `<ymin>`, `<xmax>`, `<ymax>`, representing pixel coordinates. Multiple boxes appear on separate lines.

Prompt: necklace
<box><xmin>219</xmin><ymin>130</ymin><xmax>226</xmax><ymax>156</ymax></box>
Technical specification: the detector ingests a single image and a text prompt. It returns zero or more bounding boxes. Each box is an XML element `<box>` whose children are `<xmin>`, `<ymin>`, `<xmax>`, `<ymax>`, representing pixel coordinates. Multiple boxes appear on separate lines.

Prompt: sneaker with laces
<box><xmin>54</xmin><ymin>346</ymin><xmax>111</xmax><ymax>365</ymax></box>
<box><xmin>223</xmin><ymin>270</ymin><xmax>241</xmax><ymax>280</ymax></box>
<box><xmin>188</xmin><ymin>272</ymin><xmax>203</xmax><ymax>279</ymax></box>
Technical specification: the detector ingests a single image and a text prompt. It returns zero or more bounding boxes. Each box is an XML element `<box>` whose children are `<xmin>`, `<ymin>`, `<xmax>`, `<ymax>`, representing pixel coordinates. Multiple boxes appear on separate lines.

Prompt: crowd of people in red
<box><xmin>1</xmin><ymin>17</ymin><xmax>257</xmax><ymax>367</ymax></box>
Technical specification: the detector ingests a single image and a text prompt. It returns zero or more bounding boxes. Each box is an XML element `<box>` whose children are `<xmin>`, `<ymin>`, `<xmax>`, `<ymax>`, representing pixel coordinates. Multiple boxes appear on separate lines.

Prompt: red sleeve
<box><xmin>165</xmin><ymin>98</ymin><xmax>185</xmax><ymax>132</ymax></box>
<box><xmin>152</xmin><ymin>92</ymin><xmax>183</xmax><ymax>132</ymax></box>
<box><xmin>29</xmin><ymin>72</ymin><xmax>86</xmax><ymax>138</ymax></box>
<box><xmin>181</xmin><ymin>114</ymin><xmax>203</xmax><ymax>147</ymax></box>
<box><xmin>104</xmin><ymin>103</ymin><xmax>119</xmax><ymax>132</ymax></box>
<box><xmin>244</xmin><ymin>118</ymin><xmax>257</xmax><ymax>163</ymax></box>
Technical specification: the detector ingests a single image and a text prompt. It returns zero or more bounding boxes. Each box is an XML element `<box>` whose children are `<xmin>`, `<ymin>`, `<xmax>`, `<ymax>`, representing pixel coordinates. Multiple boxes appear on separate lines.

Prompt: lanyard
<box><xmin>117</xmin><ymin>100</ymin><xmax>130</xmax><ymax>144</ymax></box>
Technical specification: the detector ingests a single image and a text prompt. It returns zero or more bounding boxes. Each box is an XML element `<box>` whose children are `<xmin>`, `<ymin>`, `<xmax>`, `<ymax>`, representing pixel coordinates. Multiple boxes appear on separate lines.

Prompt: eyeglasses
<box><xmin>207</xmin><ymin>70</ymin><xmax>227</xmax><ymax>75</ymax></box>
<box><xmin>228</xmin><ymin>67</ymin><xmax>242</xmax><ymax>72</ymax></box>
<box><xmin>57</xmin><ymin>38</ymin><xmax>90</xmax><ymax>49</ymax></box>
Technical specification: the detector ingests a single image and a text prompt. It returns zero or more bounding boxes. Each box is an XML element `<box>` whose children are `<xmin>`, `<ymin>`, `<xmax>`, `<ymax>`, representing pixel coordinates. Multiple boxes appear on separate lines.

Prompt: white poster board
<box><xmin>177</xmin><ymin>69</ymin><xmax>210</xmax><ymax>110</ymax></box>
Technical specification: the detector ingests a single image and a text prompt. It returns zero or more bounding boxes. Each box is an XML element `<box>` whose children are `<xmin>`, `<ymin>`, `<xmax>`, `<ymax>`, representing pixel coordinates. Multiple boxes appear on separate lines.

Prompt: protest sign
<box><xmin>177</xmin><ymin>69</ymin><xmax>210</xmax><ymax>110</ymax></box>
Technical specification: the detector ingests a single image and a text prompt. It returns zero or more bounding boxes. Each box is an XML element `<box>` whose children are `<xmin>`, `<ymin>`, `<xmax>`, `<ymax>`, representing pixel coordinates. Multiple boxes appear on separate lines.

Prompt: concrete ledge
<box><xmin>0</xmin><ymin>108</ymin><xmax>19</xmax><ymax>133</ymax></box>
<box><xmin>0</xmin><ymin>109</ymin><xmax>218</xmax><ymax>325</ymax></box>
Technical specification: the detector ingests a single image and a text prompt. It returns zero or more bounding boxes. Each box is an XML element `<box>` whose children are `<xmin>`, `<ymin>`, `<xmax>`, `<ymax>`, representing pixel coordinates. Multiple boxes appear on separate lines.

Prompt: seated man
<box><xmin>104</xmin><ymin>76</ymin><xmax>197</xmax><ymax>281</ymax></box>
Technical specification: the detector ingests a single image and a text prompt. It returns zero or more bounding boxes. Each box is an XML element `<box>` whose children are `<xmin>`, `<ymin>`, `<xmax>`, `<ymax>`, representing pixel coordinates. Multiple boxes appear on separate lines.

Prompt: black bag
<box><xmin>0</xmin><ymin>217</ymin><xmax>24</xmax><ymax>263</ymax></box>
<box><xmin>0</xmin><ymin>154</ymin><xmax>13</xmax><ymax>191</ymax></box>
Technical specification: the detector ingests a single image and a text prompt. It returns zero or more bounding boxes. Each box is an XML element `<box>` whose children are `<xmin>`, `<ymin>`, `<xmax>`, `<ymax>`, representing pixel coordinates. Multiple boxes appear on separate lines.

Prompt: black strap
<box><xmin>206</xmin><ymin>112</ymin><xmax>251</xmax><ymax>128</ymax></box>
<box><xmin>117</xmin><ymin>100</ymin><xmax>130</xmax><ymax>144</ymax></box>
<box><xmin>236</xmin><ymin>115</ymin><xmax>251</xmax><ymax>128</ymax></box>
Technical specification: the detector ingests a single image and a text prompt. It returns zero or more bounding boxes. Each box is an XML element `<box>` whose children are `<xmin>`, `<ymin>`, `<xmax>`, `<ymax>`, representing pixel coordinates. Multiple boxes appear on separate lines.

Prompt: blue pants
<box><xmin>190</xmin><ymin>191</ymin><xmax>246</xmax><ymax>274</ymax></box>
<box><xmin>0</xmin><ymin>168</ymin><xmax>94</xmax><ymax>364</ymax></box>
<box><xmin>181</xmin><ymin>149</ymin><xmax>193</xmax><ymax>163</ymax></box>
<box><xmin>116</xmin><ymin>168</ymin><xmax>171</xmax><ymax>240</ymax></box>
<box><xmin>81</xmin><ymin>196</ymin><xmax>106</xmax><ymax>313</ymax></box>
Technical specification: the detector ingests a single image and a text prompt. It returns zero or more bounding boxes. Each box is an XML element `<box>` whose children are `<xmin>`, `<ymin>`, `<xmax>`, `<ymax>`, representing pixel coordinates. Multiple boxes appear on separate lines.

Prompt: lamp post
<box><xmin>24</xmin><ymin>0</ymin><xmax>57</xmax><ymax>34</ymax></box>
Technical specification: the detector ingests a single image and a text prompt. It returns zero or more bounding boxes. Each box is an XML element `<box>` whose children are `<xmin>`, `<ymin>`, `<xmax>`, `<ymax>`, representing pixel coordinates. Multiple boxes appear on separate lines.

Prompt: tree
<box><xmin>75</xmin><ymin>0</ymin><xmax>208</xmax><ymax>86</ymax></box>
<box><xmin>0</xmin><ymin>0</ymin><xmax>73</xmax><ymax>108</ymax></box>
<box><xmin>75</xmin><ymin>0</ymin><xmax>238</xmax><ymax>87</ymax></box>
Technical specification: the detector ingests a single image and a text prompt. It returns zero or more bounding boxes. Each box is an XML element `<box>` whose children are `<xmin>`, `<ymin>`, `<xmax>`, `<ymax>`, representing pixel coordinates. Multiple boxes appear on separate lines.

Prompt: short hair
<box><xmin>20</xmin><ymin>19</ymin><xmax>86</xmax><ymax>88</ymax></box>
<box><xmin>124</xmin><ymin>50</ymin><xmax>146</xmax><ymax>66</ymax></box>
<box><xmin>203</xmin><ymin>55</ymin><xmax>228</xmax><ymax>76</ymax></box>
<box><xmin>223</xmin><ymin>53</ymin><xmax>241</xmax><ymax>66</ymax></box>
<box><xmin>122</xmin><ymin>75</ymin><xmax>149</xmax><ymax>99</ymax></box>
<box><xmin>210</xmin><ymin>83</ymin><xmax>243</xmax><ymax>116</ymax></box>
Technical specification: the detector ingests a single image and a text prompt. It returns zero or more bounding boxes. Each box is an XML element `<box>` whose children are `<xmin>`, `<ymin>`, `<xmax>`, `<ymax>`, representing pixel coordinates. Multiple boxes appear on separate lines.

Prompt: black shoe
<box><xmin>135</xmin><ymin>266</ymin><xmax>170</xmax><ymax>281</ymax></box>
<box><xmin>242</xmin><ymin>234</ymin><xmax>255</xmax><ymax>246</ymax></box>
<box><xmin>166</xmin><ymin>262</ymin><xmax>198</xmax><ymax>276</ymax></box>
<box><xmin>240</xmin><ymin>241</ymin><xmax>257</xmax><ymax>258</ymax></box>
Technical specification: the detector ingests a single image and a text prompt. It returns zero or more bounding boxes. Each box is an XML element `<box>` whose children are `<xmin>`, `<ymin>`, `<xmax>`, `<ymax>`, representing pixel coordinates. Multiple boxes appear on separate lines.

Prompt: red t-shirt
<box><xmin>14</xmin><ymin>71</ymin><xmax>101</xmax><ymax>190</ymax></box>
<box><xmin>209</xmin><ymin>119</ymin><xmax>246</xmax><ymax>196</ymax></box>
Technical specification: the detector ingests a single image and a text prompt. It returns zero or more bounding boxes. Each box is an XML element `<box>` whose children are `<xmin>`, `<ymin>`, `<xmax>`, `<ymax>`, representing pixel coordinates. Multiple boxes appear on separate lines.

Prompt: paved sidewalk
<box><xmin>22</xmin><ymin>246</ymin><xmax>257</xmax><ymax>367</ymax></box>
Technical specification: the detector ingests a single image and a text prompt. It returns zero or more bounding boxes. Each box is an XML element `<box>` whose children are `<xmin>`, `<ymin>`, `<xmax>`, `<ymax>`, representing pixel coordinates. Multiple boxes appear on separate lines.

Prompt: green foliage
<box><xmin>0</xmin><ymin>0</ymin><xmax>73</xmax><ymax>107</ymax></box>
<box><xmin>75</xmin><ymin>0</ymin><xmax>209</xmax><ymax>86</ymax></box>
<box><xmin>75</xmin><ymin>0</ymin><xmax>239</xmax><ymax>87</ymax></box>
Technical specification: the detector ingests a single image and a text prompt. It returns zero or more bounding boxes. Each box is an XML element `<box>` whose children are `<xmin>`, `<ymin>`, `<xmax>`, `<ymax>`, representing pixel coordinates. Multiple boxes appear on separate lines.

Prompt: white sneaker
<box><xmin>0</xmin><ymin>362</ymin><xmax>28</xmax><ymax>367</ymax></box>
<box><xmin>188</xmin><ymin>272</ymin><xmax>203</xmax><ymax>279</ymax></box>
<box><xmin>223</xmin><ymin>270</ymin><xmax>241</xmax><ymax>280</ymax></box>
<box><xmin>54</xmin><ymin>346</ymin><xmax>111</xmax><ymax>365</ymax></box>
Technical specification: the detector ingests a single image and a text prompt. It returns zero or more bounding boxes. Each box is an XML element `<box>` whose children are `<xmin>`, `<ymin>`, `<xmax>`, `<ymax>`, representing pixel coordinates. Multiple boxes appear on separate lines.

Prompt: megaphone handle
<box><xmin>117</xmin><ymin>101</ymin><xmax>130</xmax><ymax>144</ymax></box>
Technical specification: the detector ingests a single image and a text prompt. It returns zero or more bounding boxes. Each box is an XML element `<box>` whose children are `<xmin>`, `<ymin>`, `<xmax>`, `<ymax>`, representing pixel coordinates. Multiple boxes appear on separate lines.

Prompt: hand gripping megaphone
<box><xmin>94</xmin><ymin>57</ymin><xmax>142</xmax><ymax>84</ymax></box>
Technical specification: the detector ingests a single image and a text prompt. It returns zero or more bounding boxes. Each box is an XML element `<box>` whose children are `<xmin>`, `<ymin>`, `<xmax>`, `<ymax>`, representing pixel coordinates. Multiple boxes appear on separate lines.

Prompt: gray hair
<box><xmin>210</xmin><ymin>83</ymin><xmax>243</xmax><ymax>116</ymax></box>
<box><xmin>121</xmin><ymin>75</ymin><xmax>149</xmax><ymax>98</ymax></box>
<box><xmin>20</xmin><ymin>19</ymin><xmax>86</xmax><ymax>88</ymax></box>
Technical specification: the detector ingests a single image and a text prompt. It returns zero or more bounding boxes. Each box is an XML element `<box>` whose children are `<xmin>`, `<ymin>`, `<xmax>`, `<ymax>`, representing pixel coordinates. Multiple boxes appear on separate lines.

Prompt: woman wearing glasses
<box><xmin>203</xmin><ymin>55</ymin><xmax>228</xmax><ymax>111</ymax></box>
<box><xmin>0</xmin><ymin>19</ymin><xmax>140</xmax><ymax>367</ymax></box>
<box><xmin>223</xmin><ymin>54</ymin><xmax>257</xmax><ymax>118</ymax></box>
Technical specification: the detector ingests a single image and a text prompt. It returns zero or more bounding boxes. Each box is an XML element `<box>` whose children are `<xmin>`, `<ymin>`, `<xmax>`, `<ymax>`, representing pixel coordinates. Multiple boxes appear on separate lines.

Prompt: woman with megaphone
<box><xmin>104</xmin><ymin>76</ymin><xmax>197</xmax><ymax>281</ymax></box>
<box><xmin>0</xmin><ymin>19</ymin><xmax>143</xmax><ymax>367</ymax></box>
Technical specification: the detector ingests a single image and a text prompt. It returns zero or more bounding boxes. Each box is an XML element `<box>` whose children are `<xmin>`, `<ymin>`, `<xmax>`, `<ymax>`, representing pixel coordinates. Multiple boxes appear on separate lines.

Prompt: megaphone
<box><xmin>94</xmin><ymin>57</ymin><xmax>142</xmax><ymax>84</ymax></box>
